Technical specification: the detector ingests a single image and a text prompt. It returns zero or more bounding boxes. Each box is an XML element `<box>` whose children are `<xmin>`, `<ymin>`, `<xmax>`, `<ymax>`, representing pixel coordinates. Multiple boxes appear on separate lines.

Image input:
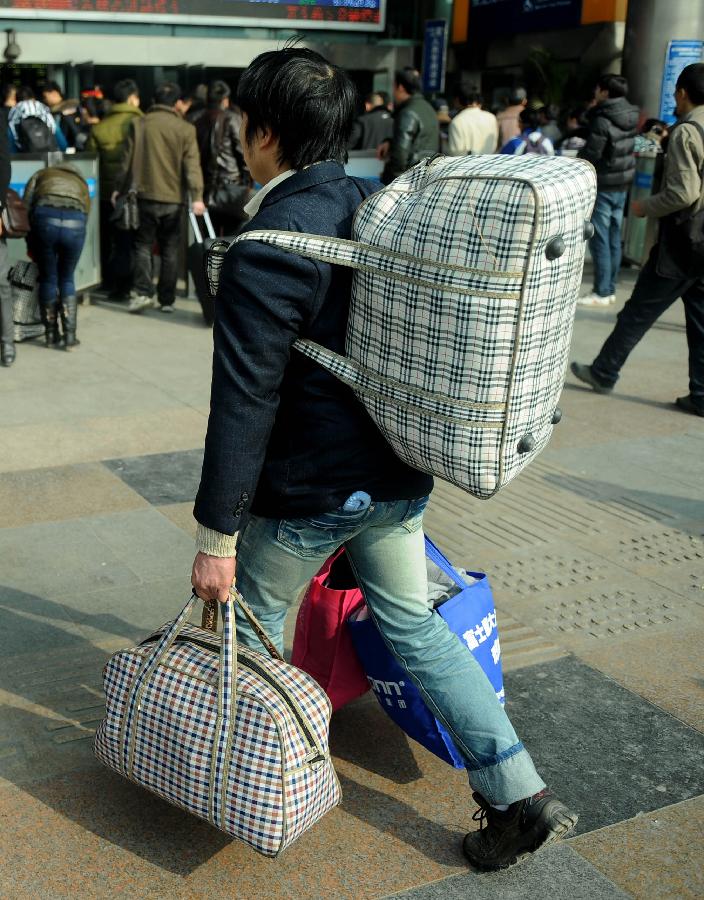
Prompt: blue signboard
<box><xmin>422</xmin><ymin>19</ymin><xmax>448</xmax><ymax>94</ymax></box>
<box><xmin>659</xmin><ymin>39</ymin><xmax>704</xmax><ymax>126</ymax></box>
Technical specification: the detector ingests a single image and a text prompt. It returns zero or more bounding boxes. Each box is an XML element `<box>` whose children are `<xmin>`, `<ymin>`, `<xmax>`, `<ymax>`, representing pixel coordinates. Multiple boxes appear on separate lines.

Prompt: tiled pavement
<box><xmin>0</xmin><ymin>271</ymin><xmax>703</xmax><ymax>898</ymax></box>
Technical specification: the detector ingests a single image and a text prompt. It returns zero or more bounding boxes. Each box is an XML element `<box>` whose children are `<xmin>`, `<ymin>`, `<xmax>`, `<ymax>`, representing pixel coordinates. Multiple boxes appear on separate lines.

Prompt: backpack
<box><xmin>206</xmin><ymin>155</ymin><xmax>596</xmax><ymax>499</ymax></box>
<box><xmin>518</xmin><ymin>130</ymin><xmax>551</xmax><ymax>156</ymax></box>
<box><xmin>17</xmin><ymin>116</ymin><xmax>58</xmax><ymax>152</ymax></box>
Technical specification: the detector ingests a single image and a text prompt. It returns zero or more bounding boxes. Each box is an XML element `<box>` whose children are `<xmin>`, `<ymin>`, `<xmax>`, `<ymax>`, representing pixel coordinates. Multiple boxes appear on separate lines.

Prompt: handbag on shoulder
<box><xmin>111</xmin><ymin>119</ymin><xmax>145</xmax><ymax>232</ymax></box>
<box><xmin>94</xmin><ymin>589</ymin><xmax>340</xmax><ymax>857</ymax></box>
<box><xmin>1</xmin><ymin>188</ymin><xmax>30</xmax><ymax>239</ymax></box>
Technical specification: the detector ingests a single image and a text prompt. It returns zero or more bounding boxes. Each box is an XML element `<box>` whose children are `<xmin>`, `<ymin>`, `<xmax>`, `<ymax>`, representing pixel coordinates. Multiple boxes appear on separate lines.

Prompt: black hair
<box><xmin>41</xmin><ymin>80</ymin><xmax>63</xmax><ymax>98</ymax></box>
<box><xmin>207</xmin><ymin>79</ymin><xmax>231</xmax><ymax>109</ymax></box>
<box><xmin>394</xmin><ymin>67</ymin><xmax>422</xmax><ymax>96</ymax></box>
<box><xmin>82</xmin><ymin>96</ymin><xmax>104</xmax><ymax>119</ymax></box>
<box><xmin>237</xmin><ymin>47</ymin><xmax>357</xmax><ymax>169</ymax></box>
<box><xmin>519</xmin><ymin>107</ymin><xmax>541</xmax><ymax>130</ymax></box>
<box><xmin>113</xmin><ymin>78</ymin><xmax>139</xmax><ymax>104</ymax></box>
<box><xmin>454</xmin><ymin>81</ymin><xmax>483</xmax><ymax>107</ymax></box>
<box><xmin>154</xmin><ymin>81</ymin><xmax>182</xmax><ymax>108</ymax></box>
<box><xmin>509</xmin><ymin>87</ymin><xmax>527</xmax><ymax>106</ymax></box>
<box><xmin>676</xmin><ymin>63</ymin><xmax>704</xmax><ymax>105</ymax></box>
<box><xmin>378</xmin><ymin>90</ymin><xmax>391</xmax><ymax>108</ymax></box>
<box><xmin>364</xmin><ymin>91</ymin><xmax>383</xmax><ymax>107</ymax></box>
<box><xmin>641</xmin><ymin>117</ymin><xmax>667</xmax><ymax>135</ymax></box>
<box><xmin>597</xmin><ymin>74</ymin><xmax>628</xmax><ymax>98</ymax></box>
<box><xmin>16</xmin><ymin>85</ymin><xmax>34</xmax><ymax>102</ymax></box>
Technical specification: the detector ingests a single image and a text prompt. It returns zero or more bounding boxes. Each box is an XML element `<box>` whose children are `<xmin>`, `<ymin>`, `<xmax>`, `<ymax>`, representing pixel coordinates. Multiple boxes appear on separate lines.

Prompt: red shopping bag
<box><xmin>291</xmin><ymin>548</ymin><xmax>370</xmax><ymax>711</ymax></box>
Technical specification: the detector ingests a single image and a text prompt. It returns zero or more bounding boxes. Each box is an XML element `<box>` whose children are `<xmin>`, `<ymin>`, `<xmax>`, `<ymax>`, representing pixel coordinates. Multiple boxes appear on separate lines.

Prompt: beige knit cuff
<box><xmin>196</xmin><ymin>523</ymin><xmax>238</xmax><ymax>558</ymax></box>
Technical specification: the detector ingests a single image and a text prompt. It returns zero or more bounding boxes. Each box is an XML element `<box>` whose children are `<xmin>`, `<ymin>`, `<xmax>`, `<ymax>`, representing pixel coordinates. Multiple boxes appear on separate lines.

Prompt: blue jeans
<box><xmin>30</xmin><ymin>206</ymin><xmax>87</xmax><ymax>307</ymax></box>
<box><xmin>235</xmin><ymin>496</ymin><xmax>545</xmax><ymax>805</ymax></box>
<box><xmin>589</xmin><ymin>190</ymin><xmax>627</xmax><ymax>297</ymax></box>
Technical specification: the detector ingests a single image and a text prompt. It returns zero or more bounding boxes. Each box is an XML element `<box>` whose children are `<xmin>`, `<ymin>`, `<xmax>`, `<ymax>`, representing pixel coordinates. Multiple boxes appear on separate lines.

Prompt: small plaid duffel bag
<box><xmin>213</xmin><ymin>154</ymin><xmax>596</xmax><ymax>499</ymax></box>
<box><xmin>94</xmin><ymin>591</ymin><xmax>341</xmax><ymax>856</ymax></box>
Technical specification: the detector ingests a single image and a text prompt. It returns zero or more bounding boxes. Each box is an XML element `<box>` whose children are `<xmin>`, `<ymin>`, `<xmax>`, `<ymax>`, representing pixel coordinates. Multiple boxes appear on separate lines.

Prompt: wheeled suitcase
<box><xmin>94</xmin><ymin>590</ymin><xmax>341</xmax><ymax>857</ymax></box>
<box><xmin>187</xmin><ymin>210</ymin><xmax>218</xmax><ymax>325</ymax></box>
<box><xmin>226</xmin><ymin>154</ymin><xmax>596</xmax><ymax>498</ymax></box>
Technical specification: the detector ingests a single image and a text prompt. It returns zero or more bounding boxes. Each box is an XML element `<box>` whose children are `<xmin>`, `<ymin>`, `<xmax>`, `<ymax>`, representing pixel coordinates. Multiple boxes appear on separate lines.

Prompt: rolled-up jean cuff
<box><xmin>467</xmin><ymin>745</ymin><xmax>546</xmax><ymax>806</ymax></box>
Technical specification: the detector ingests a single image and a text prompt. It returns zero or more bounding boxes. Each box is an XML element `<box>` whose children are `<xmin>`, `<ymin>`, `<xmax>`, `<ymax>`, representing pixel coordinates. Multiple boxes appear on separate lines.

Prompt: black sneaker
<box><xmin>675</xmin><ymin>395</ymin><xmax>704</xmax><ymax>418</ymax></box>
<box><xmin>462</xmin><ymin>790</ymin><xmax>578</xmax><ymax>872</ymax></box>
<box><xmin>570</xmin><ymin>361</ymin><xmax>613</xmax><ymax>394</ymax></box>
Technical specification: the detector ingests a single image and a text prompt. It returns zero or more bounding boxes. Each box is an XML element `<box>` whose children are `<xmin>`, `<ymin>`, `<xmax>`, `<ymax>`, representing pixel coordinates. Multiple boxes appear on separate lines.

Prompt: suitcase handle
<box><xmin>189</xmin><ymin>208</ymin><xmax>216</xmax><ymax>243</ymax></box>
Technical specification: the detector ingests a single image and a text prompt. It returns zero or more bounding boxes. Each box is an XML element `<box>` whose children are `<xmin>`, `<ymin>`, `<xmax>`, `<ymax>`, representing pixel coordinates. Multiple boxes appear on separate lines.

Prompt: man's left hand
<box><xmin>191</xmin><ymin>551</ymin><xmax>236</xmax><ymax>603</ymax></box>
<box><xmin>631</xmin><ymin>199</ymin><xmax>647</xmax><ymax>218</ymax></box>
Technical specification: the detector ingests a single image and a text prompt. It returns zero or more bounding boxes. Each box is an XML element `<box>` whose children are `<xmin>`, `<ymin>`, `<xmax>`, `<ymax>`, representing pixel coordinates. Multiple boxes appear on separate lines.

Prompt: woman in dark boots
<box><xmin>23</xmin><ymin>162</ymin><xmax>90</xmax><ymax>350</ymax></box>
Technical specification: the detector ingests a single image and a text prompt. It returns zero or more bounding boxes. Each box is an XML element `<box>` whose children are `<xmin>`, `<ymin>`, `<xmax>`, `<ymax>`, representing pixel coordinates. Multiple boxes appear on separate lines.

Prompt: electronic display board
<box><xmin>0</xmin><ymin>1</ymin><xmax>386</xmax><ymax>32</ymax></box>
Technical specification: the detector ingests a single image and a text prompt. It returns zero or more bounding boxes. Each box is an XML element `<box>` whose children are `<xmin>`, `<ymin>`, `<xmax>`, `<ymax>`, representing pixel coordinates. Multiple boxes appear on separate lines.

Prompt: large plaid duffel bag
<box><xmin>94</xmin><ymin>591</ymin><xmax>341</xmax><ymax>856</ymax></box>
<box><xmin>9</xmin><ymin>260</ymin><xmax>44</xmax><ymax>342</ymax></box>
<box><xmin>221</xmin><ymin>154</ymin><xmax>596</xmax><ymax>498</ymax></box>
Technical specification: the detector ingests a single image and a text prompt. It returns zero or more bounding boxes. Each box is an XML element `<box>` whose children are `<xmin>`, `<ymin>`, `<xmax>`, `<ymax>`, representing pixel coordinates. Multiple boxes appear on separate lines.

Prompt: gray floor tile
<box><xmin>104</xmin><ymin>448</ymin><xmax>204</xmax><ymax>505</ymax></box>
<box><xmin>503</xmin><ymin>656</ymin><xmax>704</xmax><ymax>834</ymax></box>
<box><xmin>385</xmin><ymin>844</ymin><xmax>631</xmax><ymax>899</ymax></box>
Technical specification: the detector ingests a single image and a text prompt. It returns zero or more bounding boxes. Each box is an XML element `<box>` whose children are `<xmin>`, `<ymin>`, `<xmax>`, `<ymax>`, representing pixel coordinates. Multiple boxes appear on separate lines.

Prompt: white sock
<box><xmin>491</xmin><ymin>803</ymin><xmax>510</xmax><ymax>811</ymax></box>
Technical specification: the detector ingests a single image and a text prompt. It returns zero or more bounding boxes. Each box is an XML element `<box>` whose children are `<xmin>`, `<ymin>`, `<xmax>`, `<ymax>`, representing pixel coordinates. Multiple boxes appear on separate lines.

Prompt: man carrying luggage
<box><xmin>572</xmin><ymin>63</ymin><xmax>704</xmax><ymax>416</ymax></box>
<box><xmin>191</xmin><ymin>47</ymin><xmax>578</xmax><ymax>872</ymax></box>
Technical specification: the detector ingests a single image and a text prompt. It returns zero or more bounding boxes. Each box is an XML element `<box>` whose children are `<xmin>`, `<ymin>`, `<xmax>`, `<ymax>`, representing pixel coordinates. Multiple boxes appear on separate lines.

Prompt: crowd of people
<box><xmin>0</xmin><ymin>61</ymin><xmax>702</xmax><ymax>419</ymax></box>
<box><xmin>0</xmin><ymin>76</ymin><xmax>252</xmax><ymax>364</ymax></box>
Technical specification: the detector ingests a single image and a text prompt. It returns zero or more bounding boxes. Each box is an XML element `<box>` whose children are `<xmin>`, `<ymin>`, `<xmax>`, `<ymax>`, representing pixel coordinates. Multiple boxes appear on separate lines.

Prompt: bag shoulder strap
<box><xmin>424</xmin><ymin>536</ymin><xmax>468</xmax><ymax>588</ymax></box>
<box><xmin>129</xmin><ymin>118</ymin><xmax>146</xmax><ymax>190</ymax></box>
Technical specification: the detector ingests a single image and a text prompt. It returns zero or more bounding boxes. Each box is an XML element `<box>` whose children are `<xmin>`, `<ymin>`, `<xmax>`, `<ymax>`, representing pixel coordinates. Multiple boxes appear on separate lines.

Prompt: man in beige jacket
<box><xmin>571</xmin><ymin>63</ymin><xmax>704</xmax><ymax>417</ymax></box>
<box><xmin>116</xmin><ymin>81</ymin><xmax>204</xmax><ymax>313</ymax></box>
<box><xmin>448</xmin><ymin>83</ymin><xmax>499</xmax><ymax>156</ymax></box>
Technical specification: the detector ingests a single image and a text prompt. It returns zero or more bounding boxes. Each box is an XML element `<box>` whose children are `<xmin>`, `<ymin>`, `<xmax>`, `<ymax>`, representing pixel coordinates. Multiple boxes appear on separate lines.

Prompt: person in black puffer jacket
<box><xmin>578</xmin><ymin>74</ymin><xmax>639</xmax><ymax>306</ymax></box>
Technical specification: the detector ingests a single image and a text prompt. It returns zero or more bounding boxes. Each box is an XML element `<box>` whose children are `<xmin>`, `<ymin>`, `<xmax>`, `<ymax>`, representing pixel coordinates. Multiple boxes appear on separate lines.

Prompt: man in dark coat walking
<box><xmin>572</xmin><ymin>63</ymin><xmax>704</xmax><ymax>416</ymax></box>
<box><xmin>190</xmin><ymin>46</ymin><xmax>577</xmax><ymax>874</ymax></box>
<box><xmin>577</xmin><ymin>74</ymin><xmax>638</xmax><ymax>306</ymax></box>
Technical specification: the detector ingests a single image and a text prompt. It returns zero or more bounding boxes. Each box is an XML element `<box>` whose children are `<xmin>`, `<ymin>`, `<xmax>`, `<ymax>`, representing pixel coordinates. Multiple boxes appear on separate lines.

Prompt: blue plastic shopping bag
<box><xmin>347</xmin><ymin>536</ymin><xmax>504</xmax><ymax>769</ymax></box>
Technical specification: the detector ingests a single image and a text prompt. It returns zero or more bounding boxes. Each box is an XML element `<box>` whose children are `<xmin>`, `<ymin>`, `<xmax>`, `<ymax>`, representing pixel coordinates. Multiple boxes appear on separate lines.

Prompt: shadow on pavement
<box><xmin>539</xmin><ymin>473</ymin><xmax>704</xmax><ymax>533</ymax></box>
<box><xmin>562</xmin><ymin>380</ymin><xmax>680</xmax><ymax>412</ymax></box>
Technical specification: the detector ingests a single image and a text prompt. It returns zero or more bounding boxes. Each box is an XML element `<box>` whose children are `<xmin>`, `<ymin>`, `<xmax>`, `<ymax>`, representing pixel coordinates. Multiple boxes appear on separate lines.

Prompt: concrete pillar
<box><xmin>623</xmin><ymin>0</ymin><xmax>704</xmax><ymax>118</ymax></box>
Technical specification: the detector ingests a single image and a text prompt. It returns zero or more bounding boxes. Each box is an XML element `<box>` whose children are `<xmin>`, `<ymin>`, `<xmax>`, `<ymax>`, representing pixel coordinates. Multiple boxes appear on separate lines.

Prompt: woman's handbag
<box><xmin>94</xmin><ymin>590</ymin><xmax>341</xmax><ymax>857</ymax></box>
<box><xmin>347</xmin><ymin>536</ymin><xmax>504</xmax><ymax>769</ymax></box>
<box><xmin>291</xmin><ymin>548</ymin><xmax>370</xmax><ymax>711</ymax></box>
<box><xmin>1</xmin><ymin>188</ymin><xmax>30</xmax><ymax>238</ymax></box>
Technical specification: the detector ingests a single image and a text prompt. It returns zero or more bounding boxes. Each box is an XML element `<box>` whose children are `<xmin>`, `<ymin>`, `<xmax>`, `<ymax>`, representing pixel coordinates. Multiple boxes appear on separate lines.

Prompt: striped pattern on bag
<box><xmin>94</xmin><ymin>594</ymin><xmax>341</xmax><ymax>857</ymax></box>
<box><xmin>234</xmin><ymin>154</ymin><xmax>596</xmax><ymax>498</ymax></box>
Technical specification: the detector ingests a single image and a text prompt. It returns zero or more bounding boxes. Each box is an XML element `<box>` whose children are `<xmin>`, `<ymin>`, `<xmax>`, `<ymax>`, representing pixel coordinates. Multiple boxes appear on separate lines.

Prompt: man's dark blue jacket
<box><xmin>194</xmin><ymin>161</ymin><xmax>432</xmax><ymax>535</ymax></box>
